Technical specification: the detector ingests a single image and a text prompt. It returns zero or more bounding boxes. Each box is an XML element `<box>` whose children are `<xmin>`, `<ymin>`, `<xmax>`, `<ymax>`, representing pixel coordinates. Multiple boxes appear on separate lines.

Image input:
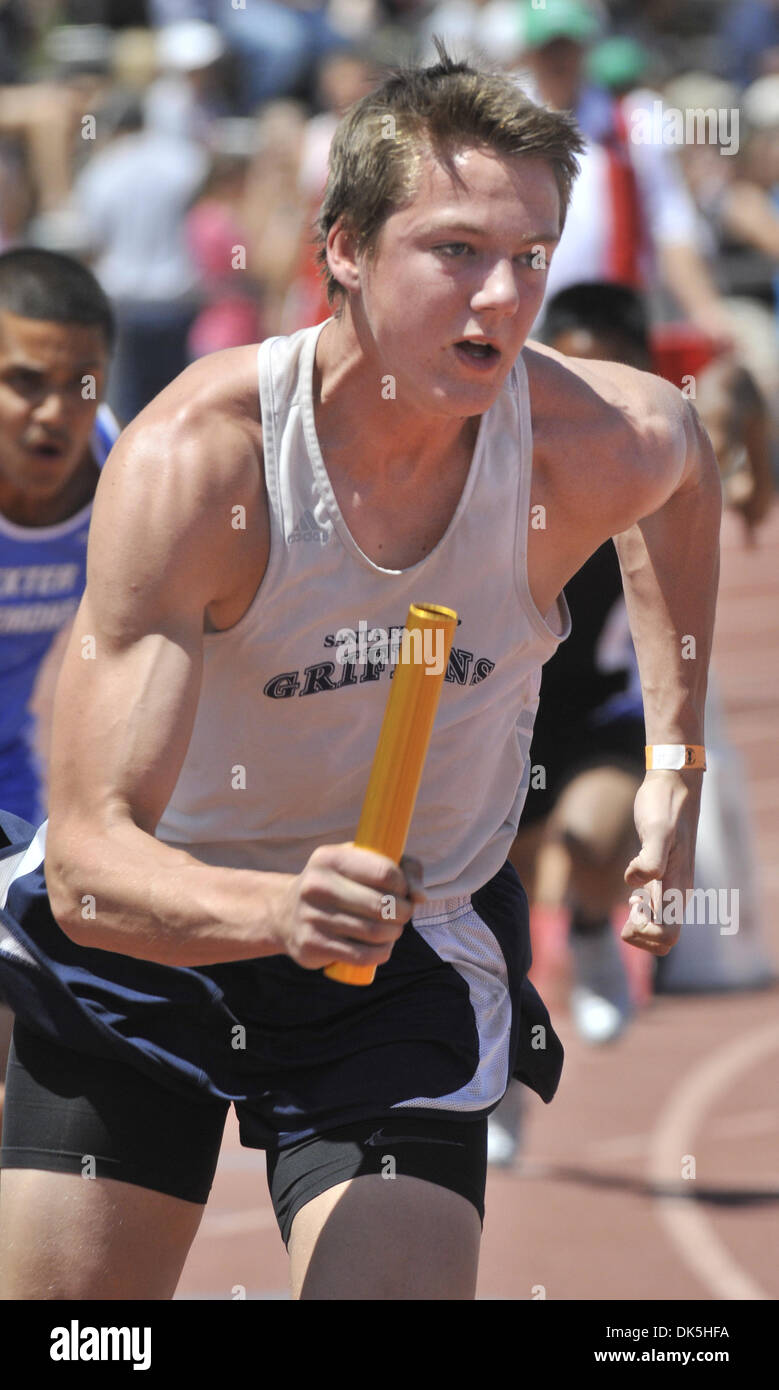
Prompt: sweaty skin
<box><xmin>45</xmin><ymin>147</ymin><xmax>721</xmax><ymax>969</ymax></box>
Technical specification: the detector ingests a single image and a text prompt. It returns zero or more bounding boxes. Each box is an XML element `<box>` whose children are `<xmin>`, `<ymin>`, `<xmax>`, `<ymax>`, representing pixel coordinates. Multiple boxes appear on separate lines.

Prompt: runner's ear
<box><xmin>325</xmin><ymin>218</ymin><xmax>361</xmax><ymax>296</ymax></box>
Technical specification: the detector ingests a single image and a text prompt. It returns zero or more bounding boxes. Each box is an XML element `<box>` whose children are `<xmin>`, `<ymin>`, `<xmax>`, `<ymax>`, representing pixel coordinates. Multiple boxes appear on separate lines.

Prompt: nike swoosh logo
<box><xmin>364</xmin><ymin>1129</ymin><xmax>465</xmax><ymax>1149</ymax></box>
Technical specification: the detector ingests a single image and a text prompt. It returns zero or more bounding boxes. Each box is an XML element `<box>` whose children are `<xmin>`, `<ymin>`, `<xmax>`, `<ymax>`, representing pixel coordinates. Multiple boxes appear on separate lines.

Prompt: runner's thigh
<box><xmin>289</xmin><ymin>1173</ymin><xmax>482</xmax><ymax>1301</ymax></box>
<box><xmin>0</xmin><ymin>1021</ymin><xmax>228</xmax><ymax>1299</ymax></box>
<box><xmin>0</xmin><ymin>1168</ymin><xmax>206</xmax><ymax>1299</ymax></box>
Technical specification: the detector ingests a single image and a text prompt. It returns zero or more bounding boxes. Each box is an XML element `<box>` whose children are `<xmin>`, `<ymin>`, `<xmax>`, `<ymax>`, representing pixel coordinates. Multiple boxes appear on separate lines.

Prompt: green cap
<box><xmin>521</xmin><ymin>0</ymin><xmax>601</xmax><ymax>51</ymax></box>
<box><xmin>587</xmin><ymin>36</ymin><xmax>647</xmax><ymax>91</ymax></box>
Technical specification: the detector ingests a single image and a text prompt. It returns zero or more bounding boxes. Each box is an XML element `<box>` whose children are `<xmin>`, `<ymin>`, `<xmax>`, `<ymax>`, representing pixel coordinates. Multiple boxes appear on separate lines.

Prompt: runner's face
<box><xmin>0</xmin><ymin>312</ymin><xmax>107</xmax><ymax>507</ymax></box>
<box><xmin>355</xmin><ymin>147</ymin><xmax>560</xmax><ymax>418</ymax></box>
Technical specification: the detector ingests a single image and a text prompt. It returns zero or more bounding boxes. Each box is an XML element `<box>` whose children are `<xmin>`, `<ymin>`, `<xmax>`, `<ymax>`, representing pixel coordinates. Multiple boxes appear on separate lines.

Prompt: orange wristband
<box><xmin>645</xmin><ymin>744</ymin><xmax>707</xmax><ymax>771</ymax></box>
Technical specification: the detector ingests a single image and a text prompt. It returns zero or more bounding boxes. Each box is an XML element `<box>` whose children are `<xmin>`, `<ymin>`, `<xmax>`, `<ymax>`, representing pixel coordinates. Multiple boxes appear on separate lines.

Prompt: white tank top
<box><xmin>156</xmin><ymin>320</ymin><xmax>571</xmax><ymax>897</ymax></box>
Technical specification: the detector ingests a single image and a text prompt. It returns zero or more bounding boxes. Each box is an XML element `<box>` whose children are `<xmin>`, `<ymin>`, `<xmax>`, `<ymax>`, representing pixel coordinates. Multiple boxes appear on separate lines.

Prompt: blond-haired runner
<box><xmin>0</xmin><ymin>48</ymin><xmax>720</xmax><ymax>1301</ymax></box>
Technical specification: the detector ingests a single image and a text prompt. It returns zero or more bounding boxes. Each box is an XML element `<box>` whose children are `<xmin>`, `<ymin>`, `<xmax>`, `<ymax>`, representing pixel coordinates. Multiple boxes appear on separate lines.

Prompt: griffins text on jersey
<box><xmin>264</xmin><ymin>624</ymin><xmax>495</xmax><ymax>698</ymax></box>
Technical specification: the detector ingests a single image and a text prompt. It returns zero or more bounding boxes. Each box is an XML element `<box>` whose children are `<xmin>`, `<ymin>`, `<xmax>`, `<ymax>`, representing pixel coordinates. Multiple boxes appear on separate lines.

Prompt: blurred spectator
<box><xmin>418</xmin><ymin>0</ymin><xmax>524</xmax><ymax>65</ymax></box>
<box><xmin>147</xmin><ymin>2</ymin><xmax>211</xmax><ymax>21</ymax></box>
<box><xmin>0</xmin><ymin>22</ymin><xmax>119</xmax><ymax>224</ymax></box>
<box><xmin>218</xmin><ymin>1</ymin><xmax>346</xmax><ymax>111</ymax></box>
<box><xmin>665</xmin><ymin>72</ymin><xmax>779</xmax><ymax>304</ymax></box>
<box><xmin>717</xmin><ymin>0</ymin><xmax>779</xmax><ymax>86</ymax></box>
<box><xmin>0</xmin><ymin>1</ymin><xmax>35</xmax><ymax>84</ymax></box>
<box><xmin>0</xmin><ymin>82</ymin><xmax>85</xmax><ymax>215</ymax></box>
<box><xmin>111</xmin><ymin>26</ymin><xmax>158</xmax><ymax>92</ymax></box>
<box><xmin>298</xmin><ymin>49</ymin><xmax>378</xmax><ymax>201</ymax></box>
<box><xmin>743</xmin><ymin>75</ymin><xmax>779</xmax><ymax>337</ymax></box>
<box><xmin>515</xmin><ymin>0</ymin><xmax>734</xmax><ymax>342</ymax></box>
<box><xmin>0</xmin><ymin>138</ymin><xmax>35</xmax><ymax>249</ymax></box>
<box><xmin>284</xmin><ymin>50</ymin><xmax>378</xmax><ymax>332</ymax></box>
<box><xmin>586</xmin><ymin>34</ymin><xmax>650</xmax><ymax>98</ymax></box>
<box><xmin>72</xmin><ymin>91</ymin><xmax>207</xmax><ymax>420</ymax></box>
<box><xmin>144</xmin><ymin>19</ymin><xmax>232</xmax><ymax>141</ymax></box>
<box><xmin>186</xmin><ymin>124</ymin><xmax>264</xmax><ymax>356</ymax></box>
<box><xmin>663</xmin><ymin>71</ymin><xmax>779</xmax><ymax>414</ymax></box>
<box><xmin>244</xmin><ymin>100</ymin><xmax>311</xmax><ymax>335</ymax></box>
<box><xmin>380</xmin><ymin>0</ymin><xmax>427</xmax><ymax>16</ymax></box>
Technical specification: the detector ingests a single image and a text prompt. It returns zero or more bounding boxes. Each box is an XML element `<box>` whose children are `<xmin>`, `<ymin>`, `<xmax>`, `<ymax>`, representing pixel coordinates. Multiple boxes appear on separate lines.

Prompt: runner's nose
<box><xmin>471</xmin><ymin>259</ymin><xmax>519</xmax><ymax>315</ymax></box>
<box><xmin>32</xmin><ymin>388</ymin><xmax>69</xmax><ymax>428</ymax></box>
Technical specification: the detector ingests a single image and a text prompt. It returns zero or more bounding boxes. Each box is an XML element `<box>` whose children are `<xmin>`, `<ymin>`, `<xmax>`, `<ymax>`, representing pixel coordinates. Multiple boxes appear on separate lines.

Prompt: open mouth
<box><xmin>454</xmin><ymin>340</ymin><xmax>500</xmax><ymax>367</ymax></box>
<box><xmin>26</xmin><ymin>441</ymin><xmax>66</xmax><ymax>459</ymax></box>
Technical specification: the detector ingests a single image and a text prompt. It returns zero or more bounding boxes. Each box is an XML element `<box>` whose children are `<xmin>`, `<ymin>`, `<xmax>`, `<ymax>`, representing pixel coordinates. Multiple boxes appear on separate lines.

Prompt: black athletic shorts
<box><xmin>1</xmin><ymin>815</ymin><xmax>564</xmax><ymax>1243</ymax></box>
<box><xmin>519</xmin><ymin>714</ymin><xmax>645</xmax><ymax>830</ymax></box>
<box><xmin>1</xmin><ymin>1019</ymin><xmax>487</xmax><ymax>1245</ymax></box>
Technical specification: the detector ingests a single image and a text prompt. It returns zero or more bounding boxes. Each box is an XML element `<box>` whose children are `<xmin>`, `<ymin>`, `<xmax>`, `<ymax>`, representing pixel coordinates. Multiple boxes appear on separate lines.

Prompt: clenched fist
<box><xmin>272</xmin><ymin>842</ymin><xmax>425</xmax><ymax>970</ymax></box>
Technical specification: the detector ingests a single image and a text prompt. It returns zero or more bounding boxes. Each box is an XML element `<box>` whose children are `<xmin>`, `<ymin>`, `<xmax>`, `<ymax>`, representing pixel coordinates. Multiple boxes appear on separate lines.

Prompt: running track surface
<box><xmin>175</xmin><ymin>506</ymin><xmax>779</xmax><ymax>1301</ymax></box>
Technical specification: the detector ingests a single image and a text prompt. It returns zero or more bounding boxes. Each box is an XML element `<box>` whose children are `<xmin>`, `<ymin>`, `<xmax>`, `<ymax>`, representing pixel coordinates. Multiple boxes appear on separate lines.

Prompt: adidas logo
<box><xmin>287</xmin><ymin>508</ymin><xmax>328</xmax><ymax>544</ymax></box>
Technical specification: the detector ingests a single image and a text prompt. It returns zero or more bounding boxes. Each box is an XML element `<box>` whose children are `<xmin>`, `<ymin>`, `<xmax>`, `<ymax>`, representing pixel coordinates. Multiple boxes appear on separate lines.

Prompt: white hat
<box><xmin>742</xmin><ymin>74</ymin><xmax>779</xmax><ymax>129</ymax></box>
<box><xmin>156</xmin><ymin>21</ymin><xmax>225</xmax><ymax>73</ymax></box>
<box><xmin>663</xmin><ymin>71</ymin><xmax>739</xmax><ymax>116</ymax></box>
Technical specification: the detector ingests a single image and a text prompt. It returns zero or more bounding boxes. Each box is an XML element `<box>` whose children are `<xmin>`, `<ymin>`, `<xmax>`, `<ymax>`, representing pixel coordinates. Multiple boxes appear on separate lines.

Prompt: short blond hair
<box><xmin>317</xmin><ymin>42</ymin><xmax>584</xmax><ymax>303</ymax></box>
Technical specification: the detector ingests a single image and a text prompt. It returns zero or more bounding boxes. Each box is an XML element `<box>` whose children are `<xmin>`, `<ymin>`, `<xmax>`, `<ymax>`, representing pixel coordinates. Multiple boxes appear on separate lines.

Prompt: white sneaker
<box><xmin>487</xmin><ymin>1080</ymin><xmax>524</xmax><ymax>1166</ymax></box>
<box><xmin>569</xmin><ymin>925</ymin><xmax>632</xmax><ymax>1044</ymax></box>
<box><xmin>487</xmin><ymin>1118</ymin><xmax>518</xmax><ymax>1166</ymax></box>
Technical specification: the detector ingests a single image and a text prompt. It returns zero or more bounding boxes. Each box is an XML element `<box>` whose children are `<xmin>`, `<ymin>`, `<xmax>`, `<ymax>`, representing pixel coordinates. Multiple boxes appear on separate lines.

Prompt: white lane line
<box><xmin>647</xmin><ymin>1020</ymin><xmax>779</xmax><ymax>1301</ymax></box>
<box><xmin>583</xmin><ymin>1132</ymin><xmax>647</xmax><ymax>1162</ymax></box>
<box><xmin>706</xmin><ymin>1108</ymin><xmax>779</xmax><ymax>1141</ymax></box>
<box><xmin>584</xmin><ymin>1107</ymin><xmax>779</xmax><ymax>1162</ymax></box>
<box><xmin>200</xmin><ymin>1207</ymin><xmax>276</xmax><ymax>1237</ymax></box>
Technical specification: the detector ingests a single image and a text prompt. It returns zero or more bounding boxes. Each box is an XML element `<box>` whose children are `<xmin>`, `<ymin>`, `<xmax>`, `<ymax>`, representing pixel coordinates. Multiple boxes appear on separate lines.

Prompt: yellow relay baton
<box><xmin>324</xmin><ymin>602</ymin><xmax>458</xmax><ymax>987</ymax></box>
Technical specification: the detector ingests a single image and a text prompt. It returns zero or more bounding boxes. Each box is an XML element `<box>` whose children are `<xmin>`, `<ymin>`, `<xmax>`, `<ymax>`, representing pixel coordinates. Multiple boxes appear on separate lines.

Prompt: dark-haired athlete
<box><xmin>0</xmin><ymin>248</ymin><xmax>116</xmax><ymax>822</ymax></box>
<box><xmin>513</xmin><ymin>281</ymin><xmax>653</xmax><ymax>1047</ymax></box>
<box><xmin>0</xmin><ymin>53</ymin><xmax>720</xmax><ymax>1301</ymax></box>
<box><xmin>0</xmin><ymin>248</ymin><xmax>118</xmax><ymax>1126</ymax></box>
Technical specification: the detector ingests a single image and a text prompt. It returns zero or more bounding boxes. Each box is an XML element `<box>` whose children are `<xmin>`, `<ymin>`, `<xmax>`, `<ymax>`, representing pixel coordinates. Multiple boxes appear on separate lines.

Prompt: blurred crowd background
<box><xmin>0</xmin><ymin>0</ymin><xmax>777</xmax><ymax>434</ymax></box>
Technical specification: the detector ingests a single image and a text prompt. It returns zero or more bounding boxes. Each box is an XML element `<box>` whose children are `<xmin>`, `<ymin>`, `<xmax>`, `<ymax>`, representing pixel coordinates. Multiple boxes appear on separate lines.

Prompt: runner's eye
<box><xmin>435</xmin><ymin>243</ymin><xmax>472</xmax><ymax>257</ymax></box>
<box><xmin>6</xmin><ymin>369</ymin><xmax>43</xmax><ymax>394</ymax></box>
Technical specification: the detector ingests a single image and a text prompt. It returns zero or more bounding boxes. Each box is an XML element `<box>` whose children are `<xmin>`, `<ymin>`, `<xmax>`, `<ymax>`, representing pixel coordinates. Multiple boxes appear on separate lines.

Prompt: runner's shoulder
<box><xmin>109</xmin><ymin>346</ymin><xmax>264</xmax><ymax>512</ymax></box>
<box><xmin>524</xmin><ymin>339</ymin><xmax>687</xmax><ymax>455</ymax></box>
<box><xmin>523</xmin><ymin>340</ymin><xmax>690</xmax><ymax>513</ymax></box>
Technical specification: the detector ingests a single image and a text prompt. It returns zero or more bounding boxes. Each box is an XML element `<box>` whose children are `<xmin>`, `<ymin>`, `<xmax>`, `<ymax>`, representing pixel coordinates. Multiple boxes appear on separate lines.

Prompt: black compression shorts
<box><xmin>1</xmin><ymin>1019</ymin><xmax>488</xmax><ymax>1246</ymax></box>
<box><xmin>519</xmin><ymin>715</ymin><xmax>645</xmax><ymax>830</ymax></box>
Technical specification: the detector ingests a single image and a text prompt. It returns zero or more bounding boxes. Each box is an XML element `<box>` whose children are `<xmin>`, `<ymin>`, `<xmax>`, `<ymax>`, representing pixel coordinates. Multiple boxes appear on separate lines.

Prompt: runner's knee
<box><xmin>552</xmin><ymin>767</ymin><xmax>640</xmax><ymax>867</ymax></box>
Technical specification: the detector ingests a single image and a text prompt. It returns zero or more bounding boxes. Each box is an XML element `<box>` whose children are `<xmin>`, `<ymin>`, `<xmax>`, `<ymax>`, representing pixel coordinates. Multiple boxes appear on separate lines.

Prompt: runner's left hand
<box><xmin>621</xmin><ymin>770</ymin><xmax>703</xmax><ymax>955</ymax></box>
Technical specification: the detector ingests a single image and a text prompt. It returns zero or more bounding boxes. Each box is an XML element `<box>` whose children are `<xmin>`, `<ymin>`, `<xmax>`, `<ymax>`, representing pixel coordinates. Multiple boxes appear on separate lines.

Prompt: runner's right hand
<box><xmin>273</xmin><ymin>843</ymin><xmax>425</xmax><ymax>970</ymax></box>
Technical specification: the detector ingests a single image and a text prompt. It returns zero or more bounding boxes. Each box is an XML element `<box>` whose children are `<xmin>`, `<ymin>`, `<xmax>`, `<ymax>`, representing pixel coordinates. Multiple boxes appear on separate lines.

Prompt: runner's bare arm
<box><xmin>614</xmin><ymin>391</ymin><xmax>722</xmax><ymax>952</ymax></box>
<box><xmin>529</xmin><ymin>353</ymin><xmax>721</xmax><ymax>953</ymax></box>
<box><xmin>616</xmin><ymin>394</ymin><xmax>721</xmax><ymax>757</ymax></box>
<box><xmin>45</xmin><ymin>356</ymin><xmax>417</xmax><ymax>969</ymax></box>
